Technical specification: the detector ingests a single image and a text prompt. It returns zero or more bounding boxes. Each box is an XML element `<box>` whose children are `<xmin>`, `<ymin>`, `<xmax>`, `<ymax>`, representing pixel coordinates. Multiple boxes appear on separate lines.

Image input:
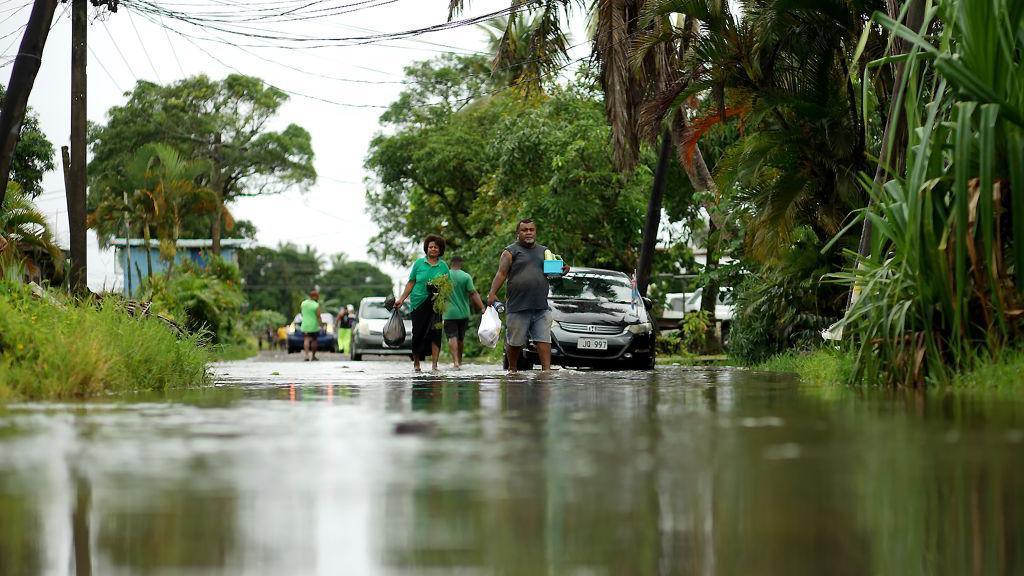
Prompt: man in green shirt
<box><xmin>444</xmin><ymin>257</ymin><xmax>485</xmax><ymax>369</ymax></box>
<box><xmin>300</xmin><ymin>289</ymin><xmax>323</xmax><ymax>361</ymax></box>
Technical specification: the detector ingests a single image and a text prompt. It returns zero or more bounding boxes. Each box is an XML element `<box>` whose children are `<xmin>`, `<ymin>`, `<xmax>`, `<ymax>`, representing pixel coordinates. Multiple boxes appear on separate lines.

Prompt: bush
<box><xmin>0</xmin><ymin>282</ymin><xmax>209</xmax><ymax>401</ymax></box>
<box><xmin>140</xmin><ymin>255</ymin><xmax>247</xmax><ymax>343</ymax></box>
<box><xmin>680</xmin><ymin>310</ymin><xmax>711</xmax><ymax>353</ymax></box>
<box><xmin>655</xmin><ymin>330</ymin><xmax>685</xmax><ymax>356</ymax></box>
<box><xmin>729</xmin><ymin>233</ymin><xmax>845</xmax><ymax>364</ymax></box>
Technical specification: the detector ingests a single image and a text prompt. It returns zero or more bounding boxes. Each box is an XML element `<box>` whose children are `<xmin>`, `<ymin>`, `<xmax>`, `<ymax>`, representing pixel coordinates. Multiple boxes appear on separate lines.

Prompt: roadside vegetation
<box><xmin>0</xmin><ymin>279</ymin><xmax>209</xmax><ymax>401</ymax></box>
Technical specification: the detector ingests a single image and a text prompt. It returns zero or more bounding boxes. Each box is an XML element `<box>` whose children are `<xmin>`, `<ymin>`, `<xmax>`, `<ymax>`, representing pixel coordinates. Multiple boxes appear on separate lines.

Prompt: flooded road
<box><xmin>1</xmin><ymin>357</ymin><xmax>1022</xmax><ymax>575</ymax></box>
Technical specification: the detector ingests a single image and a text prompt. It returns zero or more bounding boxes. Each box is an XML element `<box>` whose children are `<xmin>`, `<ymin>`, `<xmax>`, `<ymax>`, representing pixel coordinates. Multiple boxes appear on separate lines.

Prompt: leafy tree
<box><xmin>88</xmin><ymin>75</ymin><xmax>316</xmax><ymax>251</ymax></box>
<box><xmin>238</xmin><ymin>243</ymin><xmax>322</xmax><ymax>318</ymax></box>
<box><xmin>318</xmin><ymin>254</ymin><xmax>394</xmax><ymax>313</ymax></box>
<box><xmin>140</xmin><ymin>255</ymin><xmax>246</xmax><ymax>344</ymax></box>
<box><xmin>0</xmin><ymin>86</ymin><xmax>55</xmax><ymax>199</ymax></box>
<box><xmin>365</xmin><ymin>58</ymin><xmax>654</xmax><ymax>283</ymax></box>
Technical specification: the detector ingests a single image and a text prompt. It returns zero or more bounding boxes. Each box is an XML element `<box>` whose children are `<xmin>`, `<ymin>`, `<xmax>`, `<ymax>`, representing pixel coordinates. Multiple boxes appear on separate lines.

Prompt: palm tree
<box><xmin>480</xmin><ymin>12</ymin><xmax>571</xmax><ymax>90</ymax></box>
<box><xmin>0</xmin><ymin>182</ymin><xmax>63</xmax><ymax>281</ymax></box>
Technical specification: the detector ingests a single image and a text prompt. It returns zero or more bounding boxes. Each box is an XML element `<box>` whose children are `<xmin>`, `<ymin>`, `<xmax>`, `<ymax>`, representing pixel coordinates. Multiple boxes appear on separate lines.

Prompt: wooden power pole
<box><xmin>67</xmin><ymin>0</ymin><xmax>88</xmax><ymax>291</ymax></box>
<box><xmin>0</xmin><ymin>0</ymin><xmax>60</xmax><ymax>210</ymax></box>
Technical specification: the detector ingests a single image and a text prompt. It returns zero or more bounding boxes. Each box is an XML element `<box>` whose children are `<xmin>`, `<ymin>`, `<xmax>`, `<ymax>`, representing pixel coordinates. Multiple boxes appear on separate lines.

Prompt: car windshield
<box><xmin>359</xmin><ymin>301</ymin><xmax>409</xmax><ymax>319</ymax></box>
<box><xmin>549</xmin><ymin>273</ymin><xmax>635</xmax><ymax>303</ymax></box>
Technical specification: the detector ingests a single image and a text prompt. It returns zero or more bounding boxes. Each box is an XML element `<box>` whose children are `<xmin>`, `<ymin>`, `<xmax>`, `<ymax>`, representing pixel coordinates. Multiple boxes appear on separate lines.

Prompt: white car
<box><xmin>660</xmin><ymin>288</ymin><xmax>734</xmax><ymax>328</ymax></box>
<box><xmin>349</xmin><ymin>297</ymin><xmax>413</xmax><ymax>361</ymax></box>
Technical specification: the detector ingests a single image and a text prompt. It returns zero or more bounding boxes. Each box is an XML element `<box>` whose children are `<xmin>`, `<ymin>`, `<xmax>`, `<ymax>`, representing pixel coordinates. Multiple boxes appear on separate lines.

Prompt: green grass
<box><xmin>947</xmin><ymin>350</ymin><xmax>1024</xmax><ymax>390</ymax></box>
<box><xmin>0</xmin><ymin>283</ymin><xmax>210</xmax><ymax>401</ymax></box>
<box><xmin>752</xmin><ymin>348</ymin><xmax>855</xmax><ymax>386</ymax></box>
<box><xmin>657</xmin><ymin>354</ymin><xmax>729</xmax><ymax>366</ymax></box>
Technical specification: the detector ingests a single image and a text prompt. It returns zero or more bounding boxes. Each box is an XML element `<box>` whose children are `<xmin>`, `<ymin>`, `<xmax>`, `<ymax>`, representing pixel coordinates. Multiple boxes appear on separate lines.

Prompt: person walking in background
<box><xmin>444</xmin><ymin>256</ymin><xmax>485</xmax><ymax>370</ymax></box>
<box><xmin>395</xmin><ymin>235</ymin><xmax>450</xmax><ymax>372</ymax></box>
<box><xmin>487</xmin><ymin>219</ymin><xmax>568</xmax><ymax>373</ymax></box>
<box><xmin>300</xmin><ymin>289</ymin><xmax>324</xmax><ymax>361</ymax></box>
<box><xmin>276</xmin><ymin>324</ymin><xmax>288</xmax><ymax>351</ymax></box>
<box><xmin>336</xmin><ymin>305</ymin><xmax>354</xmax><ymax>355</ymax></box>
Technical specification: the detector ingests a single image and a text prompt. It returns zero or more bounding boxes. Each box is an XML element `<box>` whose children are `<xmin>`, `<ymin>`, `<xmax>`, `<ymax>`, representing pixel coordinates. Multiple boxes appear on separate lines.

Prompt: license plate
<box><xmin>577</xmin><ymin>337</ymin><xmax>608</xmax><ymax>350</ymax></box>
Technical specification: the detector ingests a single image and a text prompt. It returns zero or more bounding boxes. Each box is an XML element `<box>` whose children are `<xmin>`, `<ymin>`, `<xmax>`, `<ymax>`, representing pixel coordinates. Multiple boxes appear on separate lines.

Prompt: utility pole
<box><xmin>122</xmin><ymin>190</ymin><xmax>132</xmax><ymax>296</ymax></box>
<box><xmin>0</xmin><ymin>0</ymin><xmax>60</xmax><ymax>209</ymax></box>
<box><xmin>67</xmin><ymin>0</ymin><xmax>88</xmax><ymax>292</ymax></box>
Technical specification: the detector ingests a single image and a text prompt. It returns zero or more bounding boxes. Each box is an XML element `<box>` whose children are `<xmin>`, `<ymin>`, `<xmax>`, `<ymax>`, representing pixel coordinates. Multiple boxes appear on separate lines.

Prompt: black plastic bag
<box><xmin>383</xmin><ymin>306</ymin><xmax>406</xmax><ymax>347</ymax></box>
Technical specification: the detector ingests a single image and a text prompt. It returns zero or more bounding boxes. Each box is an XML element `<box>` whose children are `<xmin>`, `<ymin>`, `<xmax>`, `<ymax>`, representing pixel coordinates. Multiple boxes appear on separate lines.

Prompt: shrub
<box><xmin>141</xmin><ymin>255</ymin><xmax>247</xmax><ymax>343</ymax></box>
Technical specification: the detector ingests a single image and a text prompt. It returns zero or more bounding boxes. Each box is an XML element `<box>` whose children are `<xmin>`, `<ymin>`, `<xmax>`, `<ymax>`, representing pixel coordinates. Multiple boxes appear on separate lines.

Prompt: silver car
<box><xmin>349</xmin><ymin>297</ymin><xmax>413</xmax><ymax>360</ymax></box>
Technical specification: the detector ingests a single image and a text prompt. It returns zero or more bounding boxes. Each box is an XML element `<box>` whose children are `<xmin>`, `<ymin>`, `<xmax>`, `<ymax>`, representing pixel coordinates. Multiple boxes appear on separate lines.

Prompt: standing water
<box><xmin>0</xmin><ymin>360</ymin><xmax>1022</xmax><ymax>575</ymax></box>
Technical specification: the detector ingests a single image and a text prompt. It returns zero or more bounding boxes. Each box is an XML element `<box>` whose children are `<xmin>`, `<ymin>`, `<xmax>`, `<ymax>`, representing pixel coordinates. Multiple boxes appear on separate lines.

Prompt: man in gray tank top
<box><xmin>487</xmin><ymin>219</ymin><xmax>569</xmax><ymax>372</ymax></box>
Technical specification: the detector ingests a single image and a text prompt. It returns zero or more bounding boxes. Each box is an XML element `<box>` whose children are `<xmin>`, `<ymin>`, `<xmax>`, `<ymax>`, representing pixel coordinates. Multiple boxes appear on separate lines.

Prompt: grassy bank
<box><xmin>752</xmin><ymin>348</ymin><xmax>855</xmax><ymax>386</ymax></box>
<box><xmin>210</xmin><ymin>337</ymin><xmax>259</xmax><ymax>362</ymax></box>
<box><xmin>0</xmin><ymin>283</ymin><xmax>210</xmax><ymax>401</ymax></box>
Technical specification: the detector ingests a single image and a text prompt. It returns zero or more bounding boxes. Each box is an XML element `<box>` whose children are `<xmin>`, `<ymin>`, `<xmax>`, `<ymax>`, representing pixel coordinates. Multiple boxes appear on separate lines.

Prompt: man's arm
<box><xmin>487</xmin><ymin>250</ymin><xmax>513</xmax><ymax>307</ymax></box>
<box><xmin>470</xmin><ymin>291</ymin><xmax>486</xmax><ymax>314</ymax></box>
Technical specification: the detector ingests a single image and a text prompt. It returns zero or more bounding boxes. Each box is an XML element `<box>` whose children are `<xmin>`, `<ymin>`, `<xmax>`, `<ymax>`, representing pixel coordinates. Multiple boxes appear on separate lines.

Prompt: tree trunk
<box><xmin>0</xmin><ymin>0</ymin><xmax>59</xmax><ymax>209</ymax></box>
<box><xmin>636</xmin><ymin>128</ymin><xmax>673</xmax><ymax>297</ymax></box>
<box><xmin>209</xmin><ymin>132</ymin><xmax>225</xmax><ymax>254</ymax></box>
<box><xmin>849</xmin><ymin>0</ymin><xmax>926</xmax><ymax>309</ymax></box>
<box><xmin>142</xmin><ymin>224</ymin><xmax>153</xmax><ymax>280</ymax></box>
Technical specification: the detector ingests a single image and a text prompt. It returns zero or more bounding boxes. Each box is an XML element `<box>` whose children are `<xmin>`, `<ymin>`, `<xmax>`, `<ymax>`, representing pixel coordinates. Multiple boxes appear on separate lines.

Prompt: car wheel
<box><xmin>350</xmin><ymin>338</ymin><xmax>362</xmax><ymax>361</ymax></box>
<box><xmin>631</xmin><ymin>354</ymin><xmax>656</xmax><ymax>371</ymax></box>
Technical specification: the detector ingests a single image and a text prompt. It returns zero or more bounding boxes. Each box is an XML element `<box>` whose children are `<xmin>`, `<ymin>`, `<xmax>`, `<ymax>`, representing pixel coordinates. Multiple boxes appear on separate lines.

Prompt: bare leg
<box><xmin>506</xmin><ymin>345</ymin><xmax>521</xmax><ymax>374</ymax></box>
<box><xmin>455</xmin><ymin>338</ymin><xmax>463</xmax><ymax>367</ymax></box>
<box><xmin>431</xmin><ymin>342</ymin><xmax>440</xmax><ymax>371</ymax></box>
<box><xmin>449</xmin><ymin>337</ymin><xmax>460</xmax><ymax>368</ymax></box>
<box><xmin>535</xmin><ymin>342</ymin><xmax>552</xmax><ymax>370</ymax></box>
<box><xmin>413</xmin><ymin>352</ymin><xmax>421</xmax><ymax>372</ymax></box>
<box><xmin>311</xmin><ymin>336</ymin><xmax>319</xmax><ymax>360</ymax></box>
<box><xmin>303</xmin><ymin>336</ymin><xmax>311</xmax><ymax>361</ymax></box>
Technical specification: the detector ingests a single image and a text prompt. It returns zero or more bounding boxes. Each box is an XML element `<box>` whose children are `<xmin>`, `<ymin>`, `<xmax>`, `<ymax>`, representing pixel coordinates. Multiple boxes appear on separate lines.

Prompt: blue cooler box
<box><xmin>543</xmin><ymin>259</ymin><xmax>564</xmax><ymax>276</ymax></box>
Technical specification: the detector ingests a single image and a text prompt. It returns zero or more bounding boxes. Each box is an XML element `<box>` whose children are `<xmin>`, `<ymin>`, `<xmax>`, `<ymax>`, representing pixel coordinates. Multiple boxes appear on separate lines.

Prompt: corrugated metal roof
<box><xmin>110</xmin><ymin>238</ymin><xmax>253</xmax><ymax>248</ymax></box>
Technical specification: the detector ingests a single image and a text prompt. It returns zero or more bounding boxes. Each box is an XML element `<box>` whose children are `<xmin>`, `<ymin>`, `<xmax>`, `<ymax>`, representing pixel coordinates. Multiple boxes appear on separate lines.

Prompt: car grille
<box><xmin>558</xmin><ymin>322</ymin><xmax>623</xmax><ymax>335</ymax></box>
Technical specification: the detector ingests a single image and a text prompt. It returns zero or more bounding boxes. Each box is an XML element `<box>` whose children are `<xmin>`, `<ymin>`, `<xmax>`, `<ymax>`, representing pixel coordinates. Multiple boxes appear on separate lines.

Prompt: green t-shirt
<box><xmin>407</xmin><ymin>257</ymin><xmax>450</xmax><ymax>311</ymax></box>
<box><xmin>444</xmin><ymin>269</ymin><xmax>477</xmax><ymax>321</ymax></box>
<box><xmin>300</xmin><ymin>299</ymin><xmax>320</xmax><ymax>333</ymax></box>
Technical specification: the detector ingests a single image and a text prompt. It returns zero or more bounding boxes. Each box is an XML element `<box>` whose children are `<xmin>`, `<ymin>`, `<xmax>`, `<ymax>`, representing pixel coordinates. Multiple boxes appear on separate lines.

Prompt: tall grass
<box><xmin>837</xmin><ymin>0</ymin><xmax>1024</xmax><ymax>386</ymax></box>
<box><xmin>0</xmin><ymin>282</ymin><xmax>210</xmax><ymax>401</ymax></box>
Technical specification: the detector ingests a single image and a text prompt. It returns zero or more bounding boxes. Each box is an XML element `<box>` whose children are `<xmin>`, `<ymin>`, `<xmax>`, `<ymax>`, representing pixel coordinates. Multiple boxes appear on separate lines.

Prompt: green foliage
<box><xmin>837</xmin><ymin>0</ymin><xmax>1024</xmax><ymax>386</ymax></box>
<box><xmin>0</xmin><ymin>86</ymin><xmax>55</xmax><ymax>198</ymax></box>
<box><xmin>238</xmin><ymin>243</ymin><xmax>322</xmax><ymax>318</ymax></box>
<box><xmin>140</xmin><ymin>255</ymin><xmax>246</xmax><ymax>344</ymax></box>
<box><xmin>244</xmin><ymin>309</ymin><xmax>287</xmax><ymax>333</ymax></box>
<box><xmin>0</xmin><ymin>182</ymin><xmax>63</xmax><ymax>281</ymax></box>
<box><xmin>366</xmin><ymin>56</ymin><xmax>654</xmax><ymax>282</ymax></box>
<box><xmin>655</xmin><ymin>330</ymin><xmax>685</xmax><ymax>356</ymax></box>
<box><xmin>88</xmin><ymin>74</ymin><xmax>316</xmax><ymax>244</ymax></box>
<box><xmin>428</xmin><ymin>273</ymin><xmax>454</xmax><ymax>317</ymax></box>
<box><xmin>0</xmin><ymin>282</ymin><xmax>209</xmax><ymax>401</ymax></box>
<box><xmin>729</xmin><ymin>232</ymin><xmax>845</xmax><ymax>364</ymax></box>
<box><xmin>317</xmin><ymin>254</ymin><xmax>394</xmax><ymax>314</ymax></box>
<box><xmin>754</xmin><ymin>348</ymin><xmax>855</xmax><ymax>387</ymax></box>
<box><xmin>679</xmin><ymin>310</ymin><xmax>711</xmax><ymax>353</ymax></box>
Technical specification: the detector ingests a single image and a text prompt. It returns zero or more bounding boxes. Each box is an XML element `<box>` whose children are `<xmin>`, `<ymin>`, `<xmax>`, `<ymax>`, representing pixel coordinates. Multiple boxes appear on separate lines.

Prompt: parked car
<box><xmin>286</xmin><ymin>312</ymin><xmax>338</xmax><ymax>353</ymax></box>
<box><xmin>350</xmin><ymin>297</ymin><xmax>413</xmax><ymax>361</ymax></box>
<box><xmin>512</xmin><ymin>268</ymin><xmax>656</xmax><ymax>370</ymax></box>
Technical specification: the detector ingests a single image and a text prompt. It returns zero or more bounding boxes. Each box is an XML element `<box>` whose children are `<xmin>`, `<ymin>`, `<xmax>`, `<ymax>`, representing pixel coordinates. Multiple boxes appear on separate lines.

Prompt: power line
<box><xmin>125</xmin><ymin>5</ymin><xmax>160</xmax><ymax>82</ymax></box>
<box><xmin>100</xmin><ymin>17</ymin><xmax>139</xmax><ymax>82</ymax></box>
<box><xmin>88</xmin><ymin>41</ymin><xmax>124</xmax><ymax>92</ymax></box>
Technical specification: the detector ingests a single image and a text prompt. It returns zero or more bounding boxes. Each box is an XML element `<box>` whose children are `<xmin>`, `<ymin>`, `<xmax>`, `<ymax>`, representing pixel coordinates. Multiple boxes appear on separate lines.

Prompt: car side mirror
<box><xmin>642</xmin><ymin>297</ymin><xmax>653</xmax><ymax>310</ymax></box>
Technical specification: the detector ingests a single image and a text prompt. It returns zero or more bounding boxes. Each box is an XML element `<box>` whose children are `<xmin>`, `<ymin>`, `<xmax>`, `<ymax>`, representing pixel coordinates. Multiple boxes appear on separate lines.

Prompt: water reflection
<box><xmin>0</xmin><ymin>365</ymin><xmax>1021</xmax><ymax>575</ymax></box>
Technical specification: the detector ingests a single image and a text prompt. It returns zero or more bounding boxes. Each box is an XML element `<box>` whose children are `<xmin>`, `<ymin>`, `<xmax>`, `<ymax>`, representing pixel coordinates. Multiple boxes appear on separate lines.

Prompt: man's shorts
<box><xmin>303</xmin><ymin>331</ymin><xmax>319</xmax><ymax>339</ymax></box>
<box><xmin>505</xmin><ymin>309</ymin><xmax>552</xmax><ymax>347</ymax></box>
<box><xmin>443</xmin><ymin>318</ymin><xmax>469</xmax><ymax>340</ymax></box>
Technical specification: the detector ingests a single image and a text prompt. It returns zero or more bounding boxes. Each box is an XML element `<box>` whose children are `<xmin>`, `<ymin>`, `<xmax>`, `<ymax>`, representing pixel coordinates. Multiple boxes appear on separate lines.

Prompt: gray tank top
<box><xmin>505</xmin><ymin>242</ymin><xmax>550</xmax><ymax>313</ymax></box>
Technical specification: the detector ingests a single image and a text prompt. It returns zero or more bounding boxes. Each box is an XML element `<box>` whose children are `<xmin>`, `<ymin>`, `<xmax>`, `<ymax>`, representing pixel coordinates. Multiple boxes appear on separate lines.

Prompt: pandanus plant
<box><xmin>835</xmin><ymin>0</ymin><xmax>1024</xmax><ymax>385</ymax></box>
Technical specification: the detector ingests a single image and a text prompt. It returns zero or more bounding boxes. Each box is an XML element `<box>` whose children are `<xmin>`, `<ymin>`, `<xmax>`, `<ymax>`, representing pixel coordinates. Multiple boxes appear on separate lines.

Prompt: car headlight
<box><xmin>287</xmin><ymin>325</ymin><xmax>295</xmax><ymax>335</ymax></box>
<box><xmin>627</xmin><ymin>322</ymin><xmax>653</xmax><ymax>335</ymax></box>
<box><xmin>325</xmin><ymin>324</ymin><xmax>334</xmax><ymax>334</ymax></box>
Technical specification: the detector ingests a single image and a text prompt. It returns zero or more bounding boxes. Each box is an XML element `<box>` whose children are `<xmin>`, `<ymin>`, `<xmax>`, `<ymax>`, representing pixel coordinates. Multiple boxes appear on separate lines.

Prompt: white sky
<box><xmin>3</xmin><ymin>1</ymin><xmax>590</xmax><ymax>291</ymax></box>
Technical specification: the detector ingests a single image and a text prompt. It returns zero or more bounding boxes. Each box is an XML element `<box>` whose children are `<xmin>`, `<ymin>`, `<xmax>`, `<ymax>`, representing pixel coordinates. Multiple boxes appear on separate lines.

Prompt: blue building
<box><xmin>111</xmin><ymin>238</ymin><xmax>250</xmax><ymax>297</ymax></box>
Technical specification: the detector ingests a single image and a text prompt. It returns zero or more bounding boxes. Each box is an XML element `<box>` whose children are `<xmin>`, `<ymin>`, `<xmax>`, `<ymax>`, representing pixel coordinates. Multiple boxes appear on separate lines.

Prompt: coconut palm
<box><xmin>480</xmin><ymin>12</ymin><xmax>572</xmax><ymax>90</ymax></box>
<box><xmin>0</xmin><ymin>182</ymin><xmax>63</xmax><ymax>280</ymax></box>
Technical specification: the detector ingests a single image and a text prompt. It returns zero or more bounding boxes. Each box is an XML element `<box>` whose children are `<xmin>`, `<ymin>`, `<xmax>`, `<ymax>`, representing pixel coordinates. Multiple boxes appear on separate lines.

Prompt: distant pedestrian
<box><xmin>395</xmin><ymin>235</ymin><xmax>449</xmax><ymax>372</ymax></box>
<box><xmin>487</xmin><ymin>219</ymin><xmax>568</xmax><ymax>372</ymax></box>
<box><xmin>300</xmin><ymin>289</ymin><xmax>324</xmax><ymax>361</ymax></box>
<box><xmin>276</xmin><ymin>325</ymin><xmax>288</xmax><ymax>351</ymax></box>
<box><xmin>444</xmin><ymin>257</ymin><xmax>485</xmax><ymax>369</ymax></box>
<box><xmin>336</xmin><ymin>305</ymin><xmax>354</xmax><ymax>355</ymax></box>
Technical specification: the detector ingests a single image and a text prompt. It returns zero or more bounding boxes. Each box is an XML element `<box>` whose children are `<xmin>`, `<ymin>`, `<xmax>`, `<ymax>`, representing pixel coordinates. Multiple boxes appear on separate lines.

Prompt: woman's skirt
<box><xmin>410</xmin><ymin>299</ymin><xmax>441</xmax><ymax>359</ymax></box>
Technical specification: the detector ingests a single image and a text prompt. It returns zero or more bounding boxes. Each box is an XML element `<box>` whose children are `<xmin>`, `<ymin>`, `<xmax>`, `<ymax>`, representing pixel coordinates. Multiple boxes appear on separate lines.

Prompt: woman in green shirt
<box><xmin>395</xmin><ymin>234</ymin><xmax>449</xmax><ymax>371</ymax></box>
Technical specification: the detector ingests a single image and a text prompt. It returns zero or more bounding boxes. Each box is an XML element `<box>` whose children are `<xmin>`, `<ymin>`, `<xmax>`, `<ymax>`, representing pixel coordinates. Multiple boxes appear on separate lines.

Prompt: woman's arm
<box><xmin>394</xmin><ymin>280</ymin><xmax>416</xmax><ymax>308</ymax></box>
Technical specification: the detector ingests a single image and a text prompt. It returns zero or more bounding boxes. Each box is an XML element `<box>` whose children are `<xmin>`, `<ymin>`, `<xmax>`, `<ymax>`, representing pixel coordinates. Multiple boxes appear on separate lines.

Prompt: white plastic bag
<box><xmin>477</xmin><ymin>307</ymin><xmax>502</xmax><ymax>348</ymax></box>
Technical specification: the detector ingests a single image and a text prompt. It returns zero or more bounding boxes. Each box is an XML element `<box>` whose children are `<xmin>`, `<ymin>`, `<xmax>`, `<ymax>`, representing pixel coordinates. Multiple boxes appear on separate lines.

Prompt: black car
<box><xmin>516</xmin><ymin>268</ymin><xmax>656</xmax><ymax>370</ymax></box>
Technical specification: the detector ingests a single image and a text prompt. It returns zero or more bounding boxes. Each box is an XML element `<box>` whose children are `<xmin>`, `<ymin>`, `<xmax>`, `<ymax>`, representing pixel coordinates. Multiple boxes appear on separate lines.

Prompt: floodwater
<box><xmin>0</xmin><ymin>357</ymin><xmax>1022</xmax><ymax>575</ymax></box>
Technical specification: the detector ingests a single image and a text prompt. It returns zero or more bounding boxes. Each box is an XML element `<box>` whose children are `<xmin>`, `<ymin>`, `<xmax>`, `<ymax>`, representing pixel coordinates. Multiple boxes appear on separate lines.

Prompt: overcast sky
<box><xmin>3</xmin><ymin>0</ymin><xmax>590</xmax><ymax>291</ymax></box>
